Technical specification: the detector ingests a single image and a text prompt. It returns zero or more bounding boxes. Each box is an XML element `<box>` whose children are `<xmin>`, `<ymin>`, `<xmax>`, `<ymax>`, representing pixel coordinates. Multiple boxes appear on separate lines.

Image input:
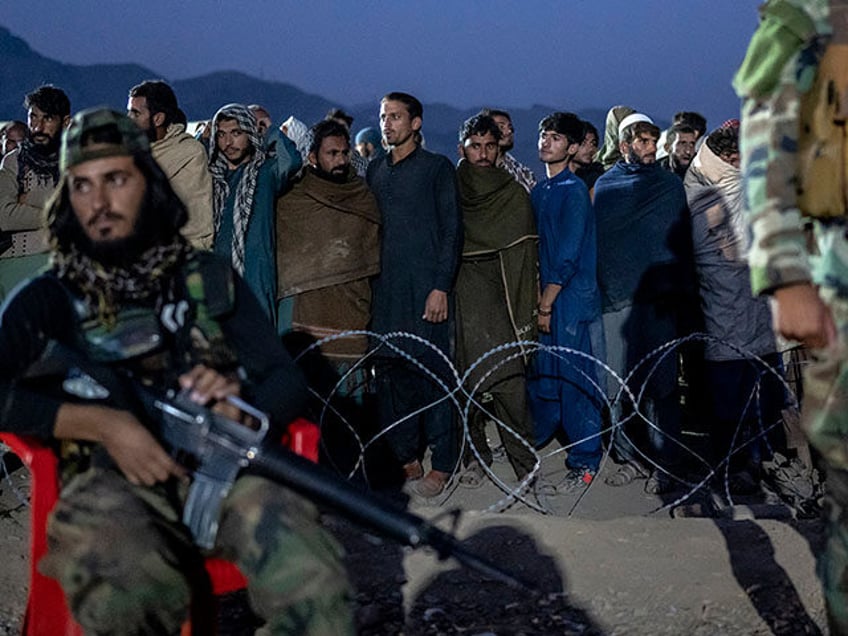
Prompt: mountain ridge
<box><xmin>0</xmin><ymin>25</ymin><xmax>619</xmax><ymax>167</ymax></box>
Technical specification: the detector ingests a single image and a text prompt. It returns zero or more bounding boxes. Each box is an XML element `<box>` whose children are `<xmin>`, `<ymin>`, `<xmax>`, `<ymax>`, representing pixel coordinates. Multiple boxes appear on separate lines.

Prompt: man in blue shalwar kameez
<box><xmin>529</xmin><ymin>112</ymin><xmax>604</xmax><ymax>492</ymax></box>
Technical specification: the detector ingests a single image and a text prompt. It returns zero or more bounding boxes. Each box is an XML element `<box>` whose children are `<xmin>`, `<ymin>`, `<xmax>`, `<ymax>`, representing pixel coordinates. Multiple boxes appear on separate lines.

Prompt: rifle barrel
<box><xmin>250</xmin><ymin>446</ymin><xmax>531</xmax><ymax>591</ymax></box>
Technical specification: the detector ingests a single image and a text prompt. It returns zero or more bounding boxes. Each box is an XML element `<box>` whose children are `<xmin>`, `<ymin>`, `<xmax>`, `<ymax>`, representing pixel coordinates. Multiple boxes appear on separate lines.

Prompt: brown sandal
<box><xmin>403</xmin><ymin>460</ymin><xmax>424</xmax><ymax>481</ymax></box>
<box><xmin>414</xmin><ymin>470</ymin><xmax>449</xmax><ymax>498</ymax></box>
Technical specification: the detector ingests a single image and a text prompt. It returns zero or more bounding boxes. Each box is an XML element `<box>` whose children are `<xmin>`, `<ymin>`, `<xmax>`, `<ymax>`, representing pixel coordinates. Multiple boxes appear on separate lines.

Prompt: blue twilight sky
<box><xmin>2</xmin><ymin>0</ymin><xmax>762</xmax><ymax>127</ymax></box>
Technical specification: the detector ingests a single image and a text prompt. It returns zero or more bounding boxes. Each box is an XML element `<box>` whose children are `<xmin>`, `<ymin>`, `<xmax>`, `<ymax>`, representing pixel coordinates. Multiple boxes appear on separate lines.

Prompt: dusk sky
<box><xmin>3</xmin><ymin>1</ymin><xmax>762</xmax><ymax>127</ymax></box>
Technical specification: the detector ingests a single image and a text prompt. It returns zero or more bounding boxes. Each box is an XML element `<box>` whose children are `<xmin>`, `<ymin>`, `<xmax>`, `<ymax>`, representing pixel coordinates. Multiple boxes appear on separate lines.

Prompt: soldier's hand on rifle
<box><xmin>54</xmin><ymin>403</ymin><xmax>186</xmax><ymax>486</ymax></box>
<box><xmin>773</xmin><ymin>282</ymin><xmax>837</xmax><ymax>350</ymax></box>
<box><xmin>178</xmin><ymin>364</ymin><xmax>242</xmax><ymax>421</ymax></box>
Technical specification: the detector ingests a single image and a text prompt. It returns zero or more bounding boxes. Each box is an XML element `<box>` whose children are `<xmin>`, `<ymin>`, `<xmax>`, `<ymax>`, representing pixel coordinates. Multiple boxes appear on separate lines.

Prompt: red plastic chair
<box><xmin>0</xmin><ymin>417</ymin><xmax>319</xmax><ymax>636</ymax></box>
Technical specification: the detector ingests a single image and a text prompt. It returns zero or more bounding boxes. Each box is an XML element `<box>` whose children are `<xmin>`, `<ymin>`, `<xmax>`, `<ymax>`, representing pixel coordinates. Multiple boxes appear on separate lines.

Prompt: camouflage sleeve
<box><xmin>737</xmin><ymin>0</ymin><xmax>825</xmax><ymax>296</ymax></box>
<box><xmin>740</xmin><ymin>84</ymin><xmax>812</xmax><ymax>296</ymax></box>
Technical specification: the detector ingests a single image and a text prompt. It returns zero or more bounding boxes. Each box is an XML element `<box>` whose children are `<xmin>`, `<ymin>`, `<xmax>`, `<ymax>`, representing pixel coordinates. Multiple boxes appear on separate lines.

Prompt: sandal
<box><xmin>604</xmin><ymin>461</ymin><xmax>647</xmax><ymax>487</ymax></box>
<box><xmin>533</xmin><ymin>476</ymin><xmax>559</xmax><ymax>498</ymax></box>
<box><xmin>458</xmin><ymin>461</ymin><xmax>486</xmax><ymax>489</ymax></box>
<box><xmin>414</xmin><ymin>470</ymin><xmax>449</xmax><ymax>498</ymax></box>
<box><xmin>403</xmin><ymin>460</ymin><xmax>424</xmax><ymax>481</ymax></box>
<box><xmin>645</xmin><ymin>470</ymin><xmax>675</xmax><ymax>495</ymax></box>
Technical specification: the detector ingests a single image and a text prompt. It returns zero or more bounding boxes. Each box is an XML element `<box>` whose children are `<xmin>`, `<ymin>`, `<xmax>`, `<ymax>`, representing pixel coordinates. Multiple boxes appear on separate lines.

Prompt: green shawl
<box><xmin>456</xmin><ymin>160</ymin><xmax>538</xmax><ymax>346</ymax></box>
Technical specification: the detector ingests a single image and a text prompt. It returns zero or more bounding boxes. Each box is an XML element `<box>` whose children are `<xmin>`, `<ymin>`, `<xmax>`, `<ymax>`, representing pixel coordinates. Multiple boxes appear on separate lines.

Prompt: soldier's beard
<box><xmin>72</xmin><ymin>209</ymin><xmax>156</xmax><ymax>268</ymax></box>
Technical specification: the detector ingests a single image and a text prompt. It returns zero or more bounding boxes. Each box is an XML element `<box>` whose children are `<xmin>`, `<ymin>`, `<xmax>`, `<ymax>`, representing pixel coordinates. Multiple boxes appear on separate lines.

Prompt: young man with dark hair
<box><xmin>660</xmin><ymin>123</ymin><xmax>698</xmax><ymax>179</ymax></box>
<box><xmin>481</xmin><ymin>107</ymin><xmax>536</xmax><ymax>193</ymax></box>
<box><xmin>529</xmin><ymin>111</ymin><xmax>604</xmax><ymax>492</ymax></box>
<box><xmin>367</xmin><ymin>91</ymin><xmax>462</xmax><ymax>498</ymax></box>
<box><xmin>128</xmin><ymin>79</ymin><xmax>214</xmax><ymax>249</ymax></box>
<box><xmin>673</xmin><ymin>111</ymin><xmax>707</xmax><ymax>140</ymax></box>
<box><xmin>0</xmin><ymin>84</ymin><xmax>71</xmax><ymax>299</ymax></box>
<box><xmin>454</xmin><ymin>114</ymin><xmax>538</xmax><ymax>486</ymax></box>
<box><xmin>569</xmin><ymin>120</ymin><xmax>604</xmax><ymax>195</ymax></box>
<box><xmin>209</xmin><ymin>104</ymin><xmax>282</xmax><ymax>323</ymax></box>
<box><xmin>0</xmin><ymin>107</ymin><xmax>353</xmax><ymax>634</ymax></box>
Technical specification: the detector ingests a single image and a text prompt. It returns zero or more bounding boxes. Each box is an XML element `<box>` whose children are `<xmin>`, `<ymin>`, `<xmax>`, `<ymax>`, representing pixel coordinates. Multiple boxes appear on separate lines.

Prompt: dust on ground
<box><xmin>0</xmin><ymin>443</ymin><xmax>828</xmax><ymax>635</ymax></box>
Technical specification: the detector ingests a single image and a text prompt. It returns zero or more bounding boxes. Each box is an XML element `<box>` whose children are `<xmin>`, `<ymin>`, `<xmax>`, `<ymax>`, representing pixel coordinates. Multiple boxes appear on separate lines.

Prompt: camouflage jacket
<box><xmin>736</xmin><ymin>0</ymin><xmax>834</xmax><ymax>296</ymax></box>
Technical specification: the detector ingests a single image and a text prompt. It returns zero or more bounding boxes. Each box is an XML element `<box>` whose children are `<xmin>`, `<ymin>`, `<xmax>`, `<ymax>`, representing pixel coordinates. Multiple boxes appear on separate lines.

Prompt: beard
<box><xmin>310</xmin><ymin>164</ymin><xmax>349</xmax><ymax>184</ymax></box>
<box><xmin>29</xmin><ymin>130</ymin><xmax>61</xmax><ymax>155</ymax></box>
<box><xmin>78</xmin><ymin>215</ymin><xmax>150</xmax><ymax>267</ymax></box>
<box><xmin>67</xmin><ymin>199</ymin><xmax>160</xmax><ymax>268</ymax></box>
<box><xmin>84</xmin><ymin>232</ymin><xmax>147</xmax><ymax>267</ymax></box>
<box><xmin>145</xmin><ymin>120</ymin><xmax>158</xmax><ymax>143</ymax></box>
<box><xmin>627</xmin><ymin>148</ymin><xmax>655</xmax><ymax>165</ymax></box>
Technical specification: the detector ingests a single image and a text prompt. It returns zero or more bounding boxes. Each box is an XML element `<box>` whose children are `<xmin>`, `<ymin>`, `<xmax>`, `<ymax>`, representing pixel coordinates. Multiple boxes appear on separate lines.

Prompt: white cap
<box><xmin>618</xmin><ymin>113</ymin><xmax>654</xmax><ymax>137</ymax></box>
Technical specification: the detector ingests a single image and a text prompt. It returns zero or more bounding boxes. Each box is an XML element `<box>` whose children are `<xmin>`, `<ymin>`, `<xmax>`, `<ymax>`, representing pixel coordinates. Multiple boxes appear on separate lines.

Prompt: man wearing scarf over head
<box><xmin>209</xmin><ymin>104</ymin><xmax>281</xmax><ymax>323</ymax></box>
<box><xmin>0</xmin><ymin>85</ymin><xmax>70</xmax><ymax>299</ymax></box>
<box><xmin>454</xmin><ymin>114</ymin><xmax>538</xmax><ymax>487</ymax></box>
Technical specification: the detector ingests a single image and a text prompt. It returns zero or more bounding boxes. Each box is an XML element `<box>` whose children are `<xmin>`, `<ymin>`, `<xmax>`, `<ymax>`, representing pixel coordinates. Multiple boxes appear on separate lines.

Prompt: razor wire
<box><xmin>293</xmin><ymin>328</ymin><xmax>811</xmax><ymax>517</ymax></box>
<box><xmin>0</xmin><ymin>329</ymin><xmax>811</xmax><ymax>519</ymax></box>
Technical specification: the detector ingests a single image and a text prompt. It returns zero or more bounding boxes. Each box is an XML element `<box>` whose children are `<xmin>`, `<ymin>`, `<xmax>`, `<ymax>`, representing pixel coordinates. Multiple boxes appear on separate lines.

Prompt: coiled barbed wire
<box><xmin>0</xmin><ymin>330</ymin><xmax>808</xmax><ymax>519</ymax></box>
<box><xmin>293</xmin><ymin>329</ymin><xmax>808</xmax><ymax>516</ymax></box>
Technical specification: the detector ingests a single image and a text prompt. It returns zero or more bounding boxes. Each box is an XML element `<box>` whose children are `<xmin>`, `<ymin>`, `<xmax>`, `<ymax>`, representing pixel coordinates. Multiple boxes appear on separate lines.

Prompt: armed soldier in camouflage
<box><xmin>0</xmin><ymin>108</ymin><xmax>353</xmax><ymax>635</ymax></box>
<box><xmin>737</xmin><ymin>0</ymin><xmax>848</xmax><ymax>631</ymax></box>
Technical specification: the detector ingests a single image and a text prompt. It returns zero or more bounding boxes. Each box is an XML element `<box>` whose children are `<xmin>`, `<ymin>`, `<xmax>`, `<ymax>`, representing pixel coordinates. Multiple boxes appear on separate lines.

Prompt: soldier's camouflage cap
<box><xmin>60</xmin><ymin>107</ymin><xmax>149</xmax><ymax>172</ymax></box>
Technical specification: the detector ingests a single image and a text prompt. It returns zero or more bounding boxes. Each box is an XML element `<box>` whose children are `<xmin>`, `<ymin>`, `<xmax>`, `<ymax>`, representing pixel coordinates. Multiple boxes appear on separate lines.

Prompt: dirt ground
<box><xmin>0</xmin><ymin>439</ymin><xmax>828</xmax><ymax>636</ymax></box>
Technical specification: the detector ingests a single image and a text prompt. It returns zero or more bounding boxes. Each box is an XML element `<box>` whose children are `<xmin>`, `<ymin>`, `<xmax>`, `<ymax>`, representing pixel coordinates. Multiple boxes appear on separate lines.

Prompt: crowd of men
<box><xmin>0</xmin><ymin>80</ymin><xmax>802</xmax><ymax>502</ymax></box>
<box><xmin>0</xmin><ymin>54</ymin><xmax>828</xmax><ymax>630</ymax></box>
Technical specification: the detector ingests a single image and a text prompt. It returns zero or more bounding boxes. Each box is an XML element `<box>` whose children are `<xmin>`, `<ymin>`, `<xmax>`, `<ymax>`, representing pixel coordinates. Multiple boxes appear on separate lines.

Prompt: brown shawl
<box><xmin>276</xmin><ymin>167</ymin><xmax>380</xmax><ymax>298</ymax></box>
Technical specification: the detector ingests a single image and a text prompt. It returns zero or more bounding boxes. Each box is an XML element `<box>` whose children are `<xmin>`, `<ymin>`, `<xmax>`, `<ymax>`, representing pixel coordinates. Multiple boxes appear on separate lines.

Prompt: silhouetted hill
<box><xmin>171</xmin><ymin>71</ymin><xmax>336</xmax><ymax>130</ymax></box>
<box><xmin>0</xmin><ymin>24</ymin><xmax>615</xmax><ymax>170</ymax></box>
<box><xmin>0</xmin><ymin>27</ymin><xmax>159</xmax><ymax>119</ymax></box>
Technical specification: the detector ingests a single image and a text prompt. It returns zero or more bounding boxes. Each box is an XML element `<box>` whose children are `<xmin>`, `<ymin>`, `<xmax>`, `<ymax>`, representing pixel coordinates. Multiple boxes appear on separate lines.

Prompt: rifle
<box><xmin>26</xmin><ymin>341</ymin><xmax>531</xmax><ymax>591</ymax></box>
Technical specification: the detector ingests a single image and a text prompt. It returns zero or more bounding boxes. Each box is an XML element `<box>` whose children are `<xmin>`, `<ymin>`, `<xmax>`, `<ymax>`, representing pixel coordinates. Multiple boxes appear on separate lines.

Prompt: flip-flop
<box><xmin>604</xmin><ymin>461</ymin><xmax>647</xmax><ymax>487</ymax></box>
<box><xmin>458</xmin><ymin>461</ymin><xmax>486</xmax><ymax>489</ymax></box>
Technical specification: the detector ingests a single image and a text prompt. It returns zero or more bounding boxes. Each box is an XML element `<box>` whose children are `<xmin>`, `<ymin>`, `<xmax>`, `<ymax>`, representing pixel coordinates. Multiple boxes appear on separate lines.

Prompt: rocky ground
<box><xmin>0</xmin><ymin>442</ymin><xmax>828</xmax><ymax>635</ymax></box>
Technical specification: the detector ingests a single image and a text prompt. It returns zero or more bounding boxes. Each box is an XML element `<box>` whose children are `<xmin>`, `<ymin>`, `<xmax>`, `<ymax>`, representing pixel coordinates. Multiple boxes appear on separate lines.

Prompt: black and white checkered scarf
<box><xmin>16</xmin><ymin>138</ymin><xmax>60</xmax><ymax>194</ymax></box>
<box><xmin>208</xmin><ymin>104</ymin><xmax>266</xmax><ymax>275</ymax></box>
<box><xmin>51</xmin><ymin>237</ymin><xmax>191</xmax><ymax>329</ymax></box>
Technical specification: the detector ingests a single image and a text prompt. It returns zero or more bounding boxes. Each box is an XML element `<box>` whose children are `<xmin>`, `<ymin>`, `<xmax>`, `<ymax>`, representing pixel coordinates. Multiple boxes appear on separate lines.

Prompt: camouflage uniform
<box><xmin>737</xmin><ymin>1</ymin><xmax>848</xmax><ymax>631</ymax></box>
<box><xmin>0</xmin><ymin>108</ymin><xmax>354</xmax><ymax>635</ymax></box>
<box><xmin>40</xmin><ymin>471</ymin><xmax>352</xmax><ymax>635</ymax></box>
